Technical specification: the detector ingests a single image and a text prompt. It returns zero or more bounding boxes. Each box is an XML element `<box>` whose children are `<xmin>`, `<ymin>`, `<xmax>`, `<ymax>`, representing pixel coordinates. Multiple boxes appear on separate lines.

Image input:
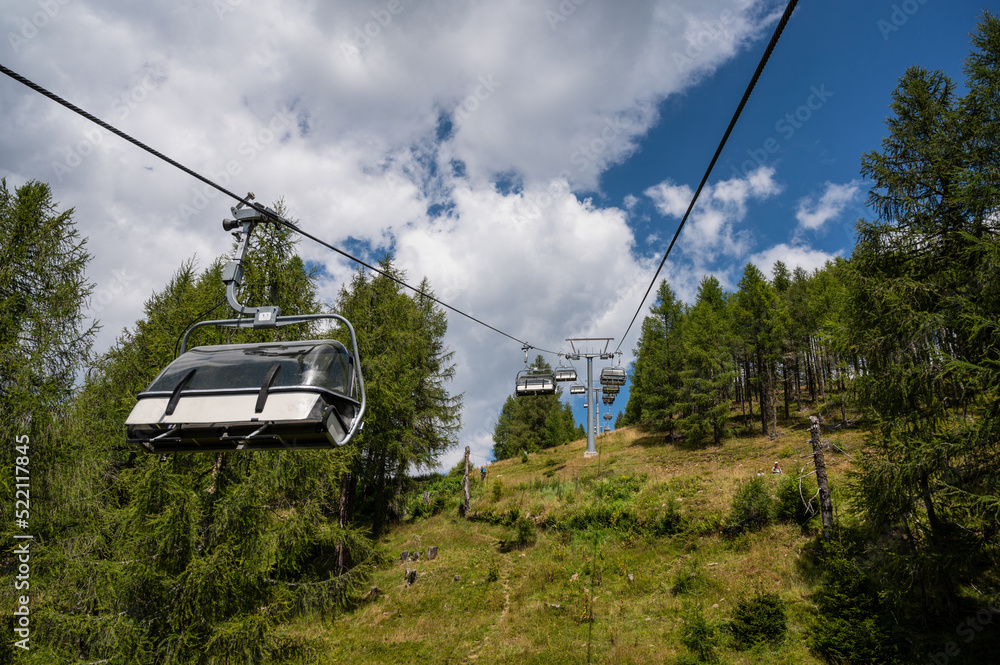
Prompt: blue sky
<box><xmin>0</xmin><ymin>0</ymin><xmax>993</xmax><ymax>468</ymax></box>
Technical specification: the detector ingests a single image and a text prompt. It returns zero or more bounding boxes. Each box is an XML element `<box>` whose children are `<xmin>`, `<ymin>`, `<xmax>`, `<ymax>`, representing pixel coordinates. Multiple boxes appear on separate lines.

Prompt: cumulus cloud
<box><xmin>0</xmin><ymin>0</ymin><xmax>786</xmax><ymax>469</ymax></box>
<box><xmin>795</xmin><ymin>180</ymin><xmax>861</xmax><ymax>231</ymax></box>
<box><xmin>644</xmin><ymin>166</ymin><xmax>782</xmax><ymax>263</ymax></box>
<box><xmin>747</xmin><ymin>243</ymin><xmax>842</xmax><ymax>278</ymax></box>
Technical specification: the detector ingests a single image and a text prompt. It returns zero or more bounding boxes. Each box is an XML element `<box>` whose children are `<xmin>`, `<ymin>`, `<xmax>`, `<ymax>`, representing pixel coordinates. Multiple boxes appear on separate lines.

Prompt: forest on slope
<box><xmin>0</xmin><ymin>196</ymin><xmax>461</xmax><ymax>662</ymax></box>
<box><xmin>1</xmin><ymin>11</ymin><xmax>999</xmax><ymax>665</ymax></box>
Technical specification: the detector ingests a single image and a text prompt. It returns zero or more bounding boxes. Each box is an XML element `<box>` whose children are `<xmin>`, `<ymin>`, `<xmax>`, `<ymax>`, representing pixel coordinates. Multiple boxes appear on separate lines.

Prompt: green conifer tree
<box><xmin>676</xmin><ymin>276</ymin><xmax>735</xmax><ymax>445</ymax></box>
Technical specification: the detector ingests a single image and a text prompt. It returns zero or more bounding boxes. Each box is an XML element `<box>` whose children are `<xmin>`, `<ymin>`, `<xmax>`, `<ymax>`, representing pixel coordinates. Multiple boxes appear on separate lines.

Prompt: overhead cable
<box><xmin>614</xmin><ymin>0</ymin><xmax>800</xmax><ymax>354</ymax></box>
<box><xmin>0</xmin><ymin>63</ymin><xmax>558</xmax><ymax>357</ymax></box>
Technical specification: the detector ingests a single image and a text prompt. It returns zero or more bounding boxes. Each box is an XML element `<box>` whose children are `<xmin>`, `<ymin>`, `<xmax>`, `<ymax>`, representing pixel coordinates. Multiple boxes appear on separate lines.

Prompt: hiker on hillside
<box><xmin>480</xmin><ymin>465</ymin><xmax>487</xmax><ymax>482</ymax></box>
<box><xmin>772</xmin><ymin>462</ymin><xmax>782</xmax><ymax>474</ymax></box>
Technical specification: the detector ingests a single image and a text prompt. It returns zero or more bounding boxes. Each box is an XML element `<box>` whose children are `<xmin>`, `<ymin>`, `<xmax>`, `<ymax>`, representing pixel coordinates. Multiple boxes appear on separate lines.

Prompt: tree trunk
<box><xmin>463</xmin><ymin>446</ymin><xmax>470</xmax><ymax>519</ymax></box>
<box><xmin>806</xmin><ymin>339</ymin><xmax>816</xmax><ymax>403</ymax></box>
<box><xmin>337</xmin><ymin>471</ymin><xmax>353</xmax><ymax>573</ymax></box>
<box><xmin>782</xmin><ymin>359</ymin><xmax>790</xmax><ymax>420</ymax></box>
<box><xmin>809</xmin><ymin>416</ymin><xmax>834</xmax><ymax>540</ymax></box>
<box><xmin>794</xmin><ymin>352</ymin><xmax>802</xmax><ymax>412</ymax></box>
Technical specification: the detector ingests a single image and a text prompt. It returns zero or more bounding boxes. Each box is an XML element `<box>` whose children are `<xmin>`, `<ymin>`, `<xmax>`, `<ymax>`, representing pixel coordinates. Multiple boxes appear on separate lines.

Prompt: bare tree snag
<box><xmin>463</xmin><ymin>445</ymin><xmax>471</xmax><ymax>518</ymax></box>
<box><xmin>810</xmin><ymin>416</ymin><xmax>834</xmax><ymax>540</ymax></box>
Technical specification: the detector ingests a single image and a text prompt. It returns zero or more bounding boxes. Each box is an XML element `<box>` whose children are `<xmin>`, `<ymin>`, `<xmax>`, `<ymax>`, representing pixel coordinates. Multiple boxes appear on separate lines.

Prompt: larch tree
<box><xmin>625</xmin><ymin>280</ymin><xmax>686</xmax><ymax>436</ymax></box>
<box><xmin>846</xmin><ymin>11</ymin><xmax>1000</xmax><ymax>617</ymax></box>
<box><xmin>492</xmin><ymin>356</ymin><xmax>581</xmax><ymax>460</ymax></box>
<box><xmin>676</xmin><ymin>275</ymin><xmax>736</xmax><ymax>446</ymax></box>
<box><xmin>334</xmin><ymin>259</ymin><xmax>461</xmax><ymax>538</ymax></box>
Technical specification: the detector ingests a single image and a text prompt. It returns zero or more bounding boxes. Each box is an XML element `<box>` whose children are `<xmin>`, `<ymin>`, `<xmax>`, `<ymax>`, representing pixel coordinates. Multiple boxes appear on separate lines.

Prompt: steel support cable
<box><xmin>614</xmin><ymin>0</ymin><xmax>800</xmax><ymax>354</ymax></box>
<box><xmin>0</xmin><ymin>63</ymin><xmax>559</xmax><ymax>357</ymax></box>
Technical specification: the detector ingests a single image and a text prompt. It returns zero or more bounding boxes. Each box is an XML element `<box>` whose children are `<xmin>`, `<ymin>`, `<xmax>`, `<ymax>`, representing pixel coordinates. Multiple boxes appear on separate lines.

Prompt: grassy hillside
<box><xmin>283</xmin><ymin>414</ymin><xmax>863</xmax><ymax>664</ymax></box>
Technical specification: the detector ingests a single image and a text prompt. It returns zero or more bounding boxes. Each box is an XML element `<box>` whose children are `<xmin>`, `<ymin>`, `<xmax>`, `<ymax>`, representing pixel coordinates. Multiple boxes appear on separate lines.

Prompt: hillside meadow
<box><xmin>278</xmin><ymin>414</ymin><xmax>864</xmax><ymax>664</ymax></box>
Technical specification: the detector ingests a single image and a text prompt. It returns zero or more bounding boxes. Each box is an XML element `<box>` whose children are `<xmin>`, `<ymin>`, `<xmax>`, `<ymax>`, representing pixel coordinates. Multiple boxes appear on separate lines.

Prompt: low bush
<box><xmin>728</xmin><ymin>591</ymin><xmax>787</xmax><ymax>649</ymax></box>
<box><xmin>807</xmin><ymin>546</ymin><xmax>905</xmax><ymax>664</ymax></box>
<box><xmin>500</xmin><ymin>514</ymin><xmax>536</xmax><ymax>551</ymax></box>
<box><xmin>726</xmin><ymin>476</ymin><xmax>774</xmax><ymax>535</ymax></box>
<box><xmin>774</xmin><ymin>474</ymin><xmax>818</xmax><ymax>525</ymax></box>
<box><xmin>679</xmin><ymin>603</ymin><xmax>720</xmax><ymax>663</ymax></box>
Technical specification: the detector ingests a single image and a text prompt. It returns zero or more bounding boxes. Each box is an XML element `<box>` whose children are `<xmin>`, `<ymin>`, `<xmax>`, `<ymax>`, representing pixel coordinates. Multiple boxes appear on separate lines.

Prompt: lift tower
<box><xmin>566</xmin><ymin>338</ymin><xmax>613</xmax><ymax>457</ymax></box>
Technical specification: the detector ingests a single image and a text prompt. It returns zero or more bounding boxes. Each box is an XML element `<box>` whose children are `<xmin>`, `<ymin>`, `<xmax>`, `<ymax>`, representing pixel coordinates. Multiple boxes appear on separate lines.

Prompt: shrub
<box><xmin>808</xmin><ymin>550</ymin><xmax>904</xmax><ymax>664</ymax></box>
<box><xmin>729</xmin><ymin>592</ymin><xmax>787</xmax><ymax>649</ymax></box>
<box><xmin>655</xmin><ymin>500</ymin><xmax>685</xmax><ymax>536</ymax></box>
<box><xmin>671</xmin><ymin>560</ymin><xmax>707</xmax><ymax>596</ymax></box>
<box><xmin>679</xmin><ymin>604</ymin><xmax>720</xmax><ymax>663</ymax></box>
<box><xmin>502</xmin><ymin>515</ymin><xmax>536</xmax><ymax>551</ymax></box>
<box><xmin>774</xmin><ymin>474</ymin><xmax>818</xmax><ymax>525</ymax></box>
<box><xmin>726</xmin><ymin>476</ymin><xmax>774</xmax><ymax>535</ymax></box>
<box><xmin>491</xmin><ymin>479</ymin><xmax>503</xmax><ymax>502</ymax></box>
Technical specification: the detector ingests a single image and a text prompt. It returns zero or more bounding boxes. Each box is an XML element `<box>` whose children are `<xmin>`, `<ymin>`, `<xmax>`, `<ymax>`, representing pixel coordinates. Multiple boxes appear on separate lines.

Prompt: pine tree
<box><xmin>846</xmin><ymin>12</ymin><xmax>1000</xmax><ymax>616</ymax></box>
<box><xmin>334</xmin><ymin>259</ymin><xmax>461</xmax><ymax>537</ymax></box>
<box><xmin>625</xmin><ymin>280</ymin><xmax>686</xmax><ymax>435</ymax></box>
<box><xmin>492</xmin><ymin>356</ymin><xmax>579</xmax><ymax>460</ymax></box>
<box><xmin>0</xmin><ymin>179</ymin><xmax>97</xmax><ymax>437</ymax></box>
<box><xmin>733</xmin><ymin>264</ymin><xmax>784</xmax><ymax>438</ymax></box>
<box><xmin>676</xmin><ymin>276</ymin><xmax>735</xmax><ymax>445</ymax></box>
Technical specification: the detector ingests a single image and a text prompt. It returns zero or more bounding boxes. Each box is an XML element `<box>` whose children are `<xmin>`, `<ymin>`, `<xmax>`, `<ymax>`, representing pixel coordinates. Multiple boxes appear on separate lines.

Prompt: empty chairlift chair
<box><xmin>515</xmin><ymin>369</ymin><xmax>557</xmax><ymax>397</ymax></box>
<box><xmin>603</xmin><ymin>383</ymin><xmax>620</xmax><ymax>396</ymax></box>
<box><xmin>554</xmin><ymin>359</ymin><xmax>577</xmax><ymax>383</ymax></box>
<box><xmin>554</xmin><ymin>367</ymin><xmax>578</xmax><ymax>382</ymax></box>
<box><xmin>126</xmin><ymin>339</ymin><xmax>363</xmax><ymax>452</ymax></box>
<box><xmin>569</xmin><ymin>383</ymin><xmax>586</xmax><ymax>395</ymax></box>
<box><xmin>126</xmin><ymin>202</ymin><xmax>366</xmax><ymax>453</ymax></box>
<box><xmin>599</xmin><ymin>366</ymin><xmax>626</xmax><ymax>387</ymax></box>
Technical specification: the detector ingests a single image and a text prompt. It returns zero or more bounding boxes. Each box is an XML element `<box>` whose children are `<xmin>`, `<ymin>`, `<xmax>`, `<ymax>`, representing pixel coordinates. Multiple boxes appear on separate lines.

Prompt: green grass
<box><xmin>281</xmin><ymin>417</ymin><xmax>863</xmax><ymax>664</ymax></box>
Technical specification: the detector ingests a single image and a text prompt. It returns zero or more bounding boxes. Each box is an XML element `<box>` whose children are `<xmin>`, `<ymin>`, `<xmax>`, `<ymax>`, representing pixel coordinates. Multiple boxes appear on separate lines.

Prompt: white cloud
<box><xmin>0</xmin><ymin>0</ymin><xmax>786</xmax><ymax>470</ymax></box>
<box><xmin>795</xmin><ymin>180</ymin><xmax>861</xmax><ymax>231</ymax></box>
<box><xmin>644</xmin><ymin>166</ymin><xmax>782</xmax><ymax>264</ymax></box>
<box><xmin>747</xmin><ymin>243</ymin><xmax>842</xmax><ymax>278</ymax></box>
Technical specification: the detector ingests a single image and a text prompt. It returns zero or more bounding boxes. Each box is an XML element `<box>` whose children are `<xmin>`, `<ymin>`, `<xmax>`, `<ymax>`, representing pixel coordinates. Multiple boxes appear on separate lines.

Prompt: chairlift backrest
<box><xmin>599</xmin><ymin>367</ymin><xmax>626</xmax><ymax>386</ymax></box>
<box><xmin>127</xmin><ymin>338</ymin><xmax>364</xmax><ymax>452</ymax></box>
<box><xmin>554</xmin><ymin>367</ymin><xmax>578</xmax><ymax>382</ymax></box>
<box><xmin>515</xmin><ymin>370</ymin><xmax>556</xmax><ymax>396</ymax></box>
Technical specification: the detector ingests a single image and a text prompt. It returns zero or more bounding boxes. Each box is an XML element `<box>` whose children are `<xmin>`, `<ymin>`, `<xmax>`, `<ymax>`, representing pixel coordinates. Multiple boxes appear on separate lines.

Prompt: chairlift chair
<box><xmin>126</xmin><ymin>202</ymin><xmax>366</xmax><ymax>453</ymax></box>
<box><xmin>599</xmin><ymin>366</ymin><xmax>626</xmax><ymax>386</ymax></box>
<box><xmin>602</xmin><ymin>393</ymin><xmax>615</xmax><ymax>405</ymax></box>
<box><xmin>603</xmin><ymin>383</ymin><xmax>620</xmax><ymax>395</ymax></box>
<box><xmin>515</xmin><ymin>369</ymin><xmax>557</xmax><ymax>396</ymax></box>
<box><xmin>554</xmin><ymin>367</ymin><xmax>578</xmax><ymax>382</ymax></box>
<box><xmin>603</xmin><ymin>413</ymin><xmax>612</xmax><ymax>420</ymax></box>
<box><xmin>554</xmin><ymin>358</ymin><xmax>577</xmax><ymax>382</ymax></box>
<box><xmin>569</xmin><ymin>383</ymin><xmax>586</xmax><ymax>395</ymax></box>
